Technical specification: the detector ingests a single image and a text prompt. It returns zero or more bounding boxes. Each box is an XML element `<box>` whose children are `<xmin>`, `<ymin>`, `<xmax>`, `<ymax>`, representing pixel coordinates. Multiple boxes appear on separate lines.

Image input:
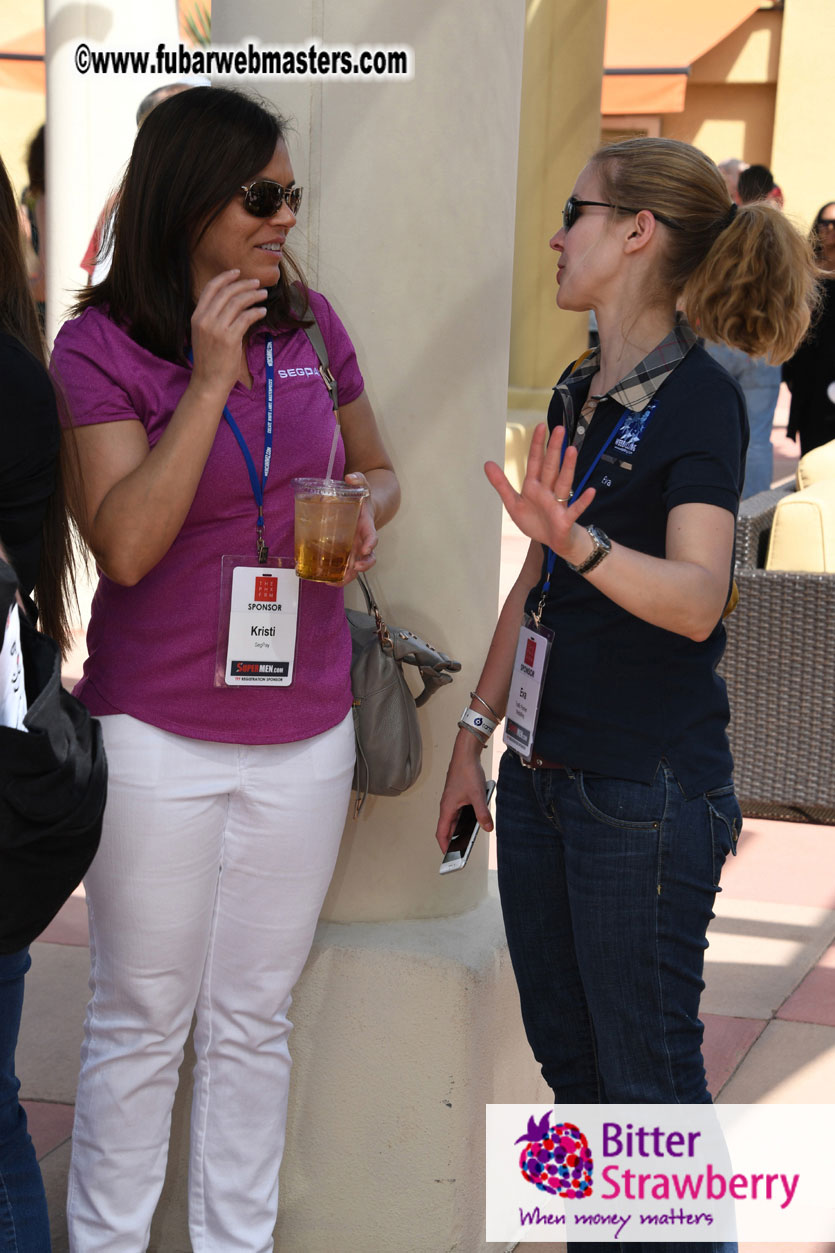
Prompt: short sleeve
<box><xmin>50</xmin><ymin>311</ymin><xmax>140</xmax><ymax>429</ymax></box>
<box><xmin>306</xmin><ymin>291</ymin><xmax>365</xmax><ymax>408</ymax></box>
<box><xmin>662</xmin><ymin>368</ymin><xmax>747</xmax><ymax>517</ymax></box>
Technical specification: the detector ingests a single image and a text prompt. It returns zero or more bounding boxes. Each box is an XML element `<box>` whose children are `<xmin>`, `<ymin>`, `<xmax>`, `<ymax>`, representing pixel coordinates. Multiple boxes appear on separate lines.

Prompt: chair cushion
<box><xmin>765</xmin><ymin>481</ymin><xmax>835</xmax><ymax>572</ymax></box>
<box><xmin>796</xmin><ymin>437</ymin><xmax>835</xmax><ymax>490</ymax></box>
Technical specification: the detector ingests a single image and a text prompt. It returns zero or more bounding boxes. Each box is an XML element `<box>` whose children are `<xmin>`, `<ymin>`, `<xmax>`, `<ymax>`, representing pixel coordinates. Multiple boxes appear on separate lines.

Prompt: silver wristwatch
<box><xmin>566</xmin><ymin>525</ymin><xmax>612</xmax><ymax>575</ymax></box>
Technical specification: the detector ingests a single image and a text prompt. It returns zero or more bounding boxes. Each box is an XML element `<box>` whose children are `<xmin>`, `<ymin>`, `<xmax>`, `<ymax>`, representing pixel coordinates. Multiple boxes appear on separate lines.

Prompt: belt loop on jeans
<box><xmin>513</xmin><ymin>749</ymin><xmax>566</xmax><ymax>771</ymax></box>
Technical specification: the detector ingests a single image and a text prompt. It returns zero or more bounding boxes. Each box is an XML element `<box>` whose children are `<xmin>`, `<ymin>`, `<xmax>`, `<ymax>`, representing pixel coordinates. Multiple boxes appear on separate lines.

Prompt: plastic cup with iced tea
<box><xmin>292</xmin><ymin>478</ymin><xmax>369</xmax><ymax>584</ymax></box>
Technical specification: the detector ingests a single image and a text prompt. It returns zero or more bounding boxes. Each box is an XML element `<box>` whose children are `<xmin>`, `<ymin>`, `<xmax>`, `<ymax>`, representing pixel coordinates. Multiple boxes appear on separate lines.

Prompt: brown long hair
<box><xmin>590</xmin><ymin>137</ymin><xmax>820</xmax><ymax>363</ymax></box>
<box><xmin>0</xmin><ymin>153</ymin><xmax>76</xmax><ymax>654</ymax></box>
<box><xmin>73</xmin><ymin>86</ymin><xmax>309</xmax><ymax>359</ymax></box>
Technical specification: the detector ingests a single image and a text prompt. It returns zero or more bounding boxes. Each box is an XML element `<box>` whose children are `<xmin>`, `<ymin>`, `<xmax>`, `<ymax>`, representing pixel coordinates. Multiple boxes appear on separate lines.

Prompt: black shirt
<box><xmin>525</xmin><ymin>342</ymin><xmax>747</xmax><ymax>797</ymax></box>
<box><xmin>0</xmin><ymin>331</ymin><xmax>60</xmax><ymax>596</ymax></box>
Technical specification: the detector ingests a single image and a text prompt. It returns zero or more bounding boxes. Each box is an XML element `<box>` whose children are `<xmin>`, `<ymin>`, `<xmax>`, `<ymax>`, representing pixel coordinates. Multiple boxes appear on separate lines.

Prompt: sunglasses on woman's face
<box><xmin>818</xmin><ymin>219</ymin><xmax>835</xmax><ymax>232</ymax></box>
<box><xmin>562</xmin><ymin>196</ymin><xmax>682</xmax><ymax>233</ymax></box>
<box><xmin>240</xmin><ymin>180</ymin><xmax>303</xmax><ymax>218</ymax></box>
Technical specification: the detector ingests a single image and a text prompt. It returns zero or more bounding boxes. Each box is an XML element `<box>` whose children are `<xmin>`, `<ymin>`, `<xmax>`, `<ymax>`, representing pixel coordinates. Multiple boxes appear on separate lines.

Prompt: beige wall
<box><xmin>773</xmin><ymin>0</ymin><xmax>835</xmax><ymax>229</ymax></box>
<box><xmin>508</xmin><ymin>0</ymin><xmax>607</xmax><ymax>408</ymax></box>
<box><xmin>664</xmin><ymin>8</ymin><xmax>780</xmax><ymax>169</ymax></box>
<box><xmin>661</xmin><ymin>82</ymin><xmax>777</xmax><ymax>167</ymax></box>
<box><xmin>689</xmin><ymin>9</ymin><xmax>781</xmax><ymax>87</ymax></box>
<box><xmin>0</xmin><ymin>0</ymin><xmax>45</xmax><ymax>201</ymax></box>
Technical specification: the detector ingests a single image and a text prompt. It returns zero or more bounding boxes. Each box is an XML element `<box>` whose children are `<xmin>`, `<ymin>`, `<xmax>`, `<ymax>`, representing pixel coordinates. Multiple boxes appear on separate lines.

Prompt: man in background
<box><xmin>738</xmin><ymin>163</ymin><xmax>784</xmax><ymax>210</ymax></box>
<box><xmin>718</xmin><ymin>157</ymin><xmax>749</xmax><ymax>206</ymax></box>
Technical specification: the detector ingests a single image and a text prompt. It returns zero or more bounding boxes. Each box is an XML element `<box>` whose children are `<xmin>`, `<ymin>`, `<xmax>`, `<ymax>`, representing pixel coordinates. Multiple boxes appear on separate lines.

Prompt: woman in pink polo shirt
<box><xmin>52</xmin><ymin>86</ymin><xmax>399</xmax><ymax>1251</ymax></box>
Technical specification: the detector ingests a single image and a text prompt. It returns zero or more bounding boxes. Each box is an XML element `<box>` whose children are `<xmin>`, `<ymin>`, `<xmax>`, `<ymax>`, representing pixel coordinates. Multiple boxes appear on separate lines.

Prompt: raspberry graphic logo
<box><xmin>515</xmin><ymin>1111</ymin><xmax>593</xmax><ymax>1198</ymax></box>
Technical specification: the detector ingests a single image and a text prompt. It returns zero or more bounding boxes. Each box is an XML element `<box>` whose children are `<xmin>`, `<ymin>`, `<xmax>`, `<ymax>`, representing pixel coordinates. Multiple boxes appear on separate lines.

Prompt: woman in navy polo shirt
<box><xmin>438</xmin><ymin>138</ymin><xmax>816</xmax><ymax>1248</ymax></box>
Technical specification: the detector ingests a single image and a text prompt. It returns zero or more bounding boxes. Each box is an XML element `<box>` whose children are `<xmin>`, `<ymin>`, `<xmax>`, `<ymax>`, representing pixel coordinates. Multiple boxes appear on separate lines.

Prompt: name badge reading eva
<box><xmin>502</xmin><ymin>617</ymin><xmax>553</xmax><ymax>760</ymax></box>
<box><xmin>224</xmin><ymin>566</ymin><xmax>299</xmax><ymax>686</ymax></box>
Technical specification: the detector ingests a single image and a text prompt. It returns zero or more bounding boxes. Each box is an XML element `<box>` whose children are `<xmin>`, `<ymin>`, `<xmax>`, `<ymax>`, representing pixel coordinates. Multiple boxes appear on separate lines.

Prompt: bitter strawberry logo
<box><xmin>253</xmin><ymin>575</ymin><xmax>278</xmax><ymax>602</ymax></box>
<box><xmin>515</xmin><ymin>1111</ymin><xmax>593</xmax><ymax>1198</ymax></box>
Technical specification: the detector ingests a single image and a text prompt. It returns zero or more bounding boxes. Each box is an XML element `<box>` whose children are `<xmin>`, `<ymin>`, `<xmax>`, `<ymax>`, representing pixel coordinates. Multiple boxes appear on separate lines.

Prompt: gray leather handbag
<box><xmin>347</xmin><ymin>574</ymin><xmax>460</xmax><ymax>814</ymax></box>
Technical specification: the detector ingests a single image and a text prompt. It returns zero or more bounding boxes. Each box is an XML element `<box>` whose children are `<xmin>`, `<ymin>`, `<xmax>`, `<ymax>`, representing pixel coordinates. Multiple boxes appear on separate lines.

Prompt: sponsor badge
<box><xmin>503</xmin><ymin>617</ymin><xmax>554</xmax><ymax>761</ymax></box>
<box><xmin>215</xmin><ymin>559</ymin><xmax>299</xmax><ymax>687</ymax></box>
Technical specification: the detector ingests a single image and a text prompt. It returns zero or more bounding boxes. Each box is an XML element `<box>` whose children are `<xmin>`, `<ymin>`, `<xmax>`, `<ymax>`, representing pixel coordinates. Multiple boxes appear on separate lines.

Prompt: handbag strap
<box><xmin>305</xmin><ymin>310</ymin><xmax>461</xmax><ymax>703</ymax></box>
<box><xmin>303</xmin><ymin>312</ymin><xmax>339</xmax><ymax>415</ymax></box>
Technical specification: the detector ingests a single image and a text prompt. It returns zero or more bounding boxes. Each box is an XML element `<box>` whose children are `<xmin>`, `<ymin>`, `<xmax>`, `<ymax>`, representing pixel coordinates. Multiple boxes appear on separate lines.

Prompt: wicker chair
<box><xmin>718</xmin><ymin>485</ymin><xmax>835</xmax><ymax>823</ymax></box>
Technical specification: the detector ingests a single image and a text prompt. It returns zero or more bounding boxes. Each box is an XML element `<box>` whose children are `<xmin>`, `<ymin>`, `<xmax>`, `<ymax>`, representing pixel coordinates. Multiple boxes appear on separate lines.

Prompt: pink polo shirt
<box><xmin>51</xmin><ymin>291</ymin><xmax>364</xmax><ymax>744</ymax></box>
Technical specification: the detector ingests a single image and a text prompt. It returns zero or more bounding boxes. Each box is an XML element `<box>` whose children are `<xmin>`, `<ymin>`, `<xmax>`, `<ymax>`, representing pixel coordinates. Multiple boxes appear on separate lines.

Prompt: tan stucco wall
<box><xmin>772</xmin><ymin>0</ymin><xmax>835</xmax><ymax>229</ymax></box>
<box><xmin>663</xmin><ymin>8</ymin><xmax>780</xmax><ymax>169</ymax></box>
<box><xmin>661</xmin><ymin>82</ymin><xmax>777</xmax><ymax>167</ymax></box>
<box><xmin>689</xmin><ymin>8</ymin><xmax>781</xmax><ymax>86</ymax></box>
<box><xmin>508</xmin><ymin>0</ymin><xmax>607</xmax><ymax>409</ymax></box>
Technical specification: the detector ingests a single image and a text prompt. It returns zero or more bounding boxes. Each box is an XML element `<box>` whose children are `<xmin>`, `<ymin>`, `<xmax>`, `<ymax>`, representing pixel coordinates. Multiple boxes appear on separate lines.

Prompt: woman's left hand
<box><xmin>341</xmin><ymin>472</ymin><xmax>378</xmax><ymax>584</ymax></box>
<box><xmin>484</xmin><ymin>422</ymin><xmax>596</xmax><ymax>561</ymax></box>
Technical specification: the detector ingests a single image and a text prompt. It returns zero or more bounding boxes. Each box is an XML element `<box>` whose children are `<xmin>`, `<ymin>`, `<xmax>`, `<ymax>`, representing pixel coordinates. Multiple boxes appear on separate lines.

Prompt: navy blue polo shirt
<box><xmin>524</xmin><ymin>341</ymin><xmax>747</xmax><ymax>796</ymax></box>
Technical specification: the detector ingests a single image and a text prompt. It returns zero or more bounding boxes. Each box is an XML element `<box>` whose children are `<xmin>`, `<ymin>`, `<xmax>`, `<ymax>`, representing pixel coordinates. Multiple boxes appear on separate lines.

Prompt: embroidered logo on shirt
<box><xmin>613</xmin><ymin>408</ymin><xmax>653</xmax><ymax>457</ymax></box>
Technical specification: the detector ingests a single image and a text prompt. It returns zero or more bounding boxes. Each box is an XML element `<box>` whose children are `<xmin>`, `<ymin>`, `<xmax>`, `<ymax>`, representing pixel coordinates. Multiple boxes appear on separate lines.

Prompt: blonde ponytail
<box><xmin>685</xmin><ymin>201</ymin><xmax>818</xmax><ymax>362</ymax></box>
<box><xmin>591</xmin><ymin>138</ymin><xmax>820</xmax><ymax>363</ymax></box>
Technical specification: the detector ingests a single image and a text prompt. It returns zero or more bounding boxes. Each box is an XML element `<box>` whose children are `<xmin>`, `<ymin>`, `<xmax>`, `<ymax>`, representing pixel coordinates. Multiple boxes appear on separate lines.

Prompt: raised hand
<box><xmin>190</xmin><ymin>269</ymin><xmax>268</xmax><ymax>400</ymax></box>
<box><xmin>484</xmin><ymin>423</ymin><xmax>596</xmax><ymax>558</ymax></box>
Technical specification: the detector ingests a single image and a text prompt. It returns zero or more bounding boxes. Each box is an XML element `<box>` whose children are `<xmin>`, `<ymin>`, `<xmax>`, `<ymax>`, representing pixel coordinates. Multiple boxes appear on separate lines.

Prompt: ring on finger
<box><xmin>555</xmin><ymin>496</ymin><xmax>570</xmax><ymax>504</ymax></box>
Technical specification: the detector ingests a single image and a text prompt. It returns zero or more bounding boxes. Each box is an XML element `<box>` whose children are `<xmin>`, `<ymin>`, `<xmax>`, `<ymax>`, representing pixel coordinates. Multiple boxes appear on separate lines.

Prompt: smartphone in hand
<box><xmin>439</xmin><ymin>779</ymin><xmax>497</xmax><ymax>874</ymax></box>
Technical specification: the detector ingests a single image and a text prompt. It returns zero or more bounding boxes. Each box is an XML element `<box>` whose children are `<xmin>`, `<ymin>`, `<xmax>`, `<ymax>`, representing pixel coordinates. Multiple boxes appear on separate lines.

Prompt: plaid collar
<box><xmin>555</xmin><ymin>314</ymin><xmax>698</xmax><ymax>434</ymax></box>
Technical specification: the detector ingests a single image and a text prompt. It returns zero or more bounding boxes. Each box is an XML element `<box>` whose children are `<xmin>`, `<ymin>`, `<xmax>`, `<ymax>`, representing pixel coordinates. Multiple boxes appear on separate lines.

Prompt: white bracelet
<box><xmin>458</xmin><ymin>706</ymin><xmax>497</xmax><ymax>742</ymax></box>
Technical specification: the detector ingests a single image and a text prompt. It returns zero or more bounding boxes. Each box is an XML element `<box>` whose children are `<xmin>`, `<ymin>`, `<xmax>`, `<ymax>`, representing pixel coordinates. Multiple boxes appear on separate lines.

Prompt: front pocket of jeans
<box><xmin>572</xmin><ymin>771</ymin><xmax>663</xmax><ymax>830</ymax></box>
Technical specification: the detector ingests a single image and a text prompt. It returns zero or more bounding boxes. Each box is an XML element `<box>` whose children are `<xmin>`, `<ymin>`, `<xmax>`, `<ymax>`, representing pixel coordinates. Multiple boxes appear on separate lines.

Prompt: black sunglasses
<box><xmin>817</xmin><ymin>219</ymin><xmax>835</xmax><ymax>232</ymax></box>
<box><xmin>240</xmin><ymin>180</ymin><xmax>303</xmax><ymax>218</ymax></box>
<box><xmin>562</xmin><ymin>196</ymin><xmax>683</xmax><ymax>233</ymax></box>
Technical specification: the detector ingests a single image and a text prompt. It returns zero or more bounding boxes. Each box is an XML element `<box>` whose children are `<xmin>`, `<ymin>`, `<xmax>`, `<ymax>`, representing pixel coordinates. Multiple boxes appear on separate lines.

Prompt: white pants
<box><xmin>67</xmin><ymin>712</ymin><xmax>355</xmax><ymax>1253</ymax></box>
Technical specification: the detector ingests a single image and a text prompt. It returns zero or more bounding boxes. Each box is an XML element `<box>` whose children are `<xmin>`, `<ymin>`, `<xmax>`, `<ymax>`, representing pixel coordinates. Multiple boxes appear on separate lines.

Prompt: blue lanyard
<box><xmin>187</xmin><ymin>340</ymin><xmax>274</xmax><ymax>562</ymax></box>
<box><xmin>538</xmin><ymin>399</ymin><xmax>658</xmax><ymax>604</ymax></box>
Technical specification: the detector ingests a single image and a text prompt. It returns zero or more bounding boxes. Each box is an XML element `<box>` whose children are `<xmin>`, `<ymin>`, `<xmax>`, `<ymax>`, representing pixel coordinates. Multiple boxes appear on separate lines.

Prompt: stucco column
<box><xmin>44</xmin><ymin>0</ymin><xmax>180</xmax><ymax>346</ymax></box>
<box><xmin>148</xmin><ymin>5</ymin><xmax>551</xmax><ymax>1252</ymax></box>
<box><xmin>210</xmin><ymin>1</ymin><xmax>526</xmax><ymax>926</ymax></box>
<box><xmin>509</xmin><ymin>0</ymin><xmax>607</xmax><ymax>410</ymax></box>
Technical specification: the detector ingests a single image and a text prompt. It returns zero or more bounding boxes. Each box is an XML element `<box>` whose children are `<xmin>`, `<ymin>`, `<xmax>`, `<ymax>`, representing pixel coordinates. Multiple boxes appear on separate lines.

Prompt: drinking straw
<box><xmin>325</xmin><ymin>423</ymin><xmax>341</xmax><ymax>483</ymax></box>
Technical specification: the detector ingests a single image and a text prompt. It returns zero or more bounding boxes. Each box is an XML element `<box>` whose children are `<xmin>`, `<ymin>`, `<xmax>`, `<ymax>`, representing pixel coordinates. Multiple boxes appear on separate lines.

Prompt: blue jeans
<box><xmin>705</xmin><ymin>342</ymin><xmax>781</xmax><ymax>499</ymax></box>
<box><xmin>496</xmin><ymin>752</ymin><xmax>739</xmax><ymax>1253</ymax></box>
<box><xmin>0</xmin><ymin>948</ymin><xmax>50</xmax><ymax>1252</ymax></box>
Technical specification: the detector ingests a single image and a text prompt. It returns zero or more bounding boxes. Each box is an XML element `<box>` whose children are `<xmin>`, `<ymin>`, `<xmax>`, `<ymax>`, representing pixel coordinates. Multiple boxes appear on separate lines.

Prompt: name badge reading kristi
<box><xmin>503</xmin><ymin>617</ymin><xmax>554</xmax><ymax>761</ymax></box>
<box><xmin>224</xmin><ymin>565</ymin><xmax>299</xmax><ymax>686</ymax></box>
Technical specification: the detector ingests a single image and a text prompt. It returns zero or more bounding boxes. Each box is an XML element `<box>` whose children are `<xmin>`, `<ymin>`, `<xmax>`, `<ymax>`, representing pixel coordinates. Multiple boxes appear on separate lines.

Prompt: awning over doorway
<box><xmin>602</xmin><ymin>0</ymin><xmax>762</xmax><ymax>115</ymax></box>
